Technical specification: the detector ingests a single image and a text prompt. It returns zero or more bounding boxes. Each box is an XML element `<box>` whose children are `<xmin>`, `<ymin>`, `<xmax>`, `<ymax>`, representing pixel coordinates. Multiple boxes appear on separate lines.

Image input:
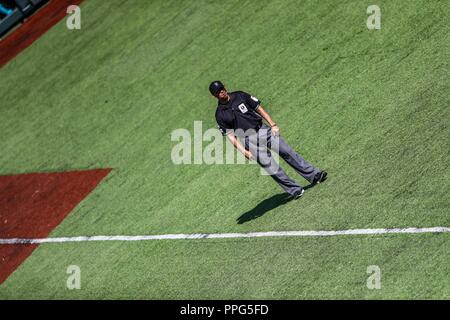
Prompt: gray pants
<box><xmin>244</xmin><ymin>124</ymin><xmax>320</xmax><ymax>195</ymax></box>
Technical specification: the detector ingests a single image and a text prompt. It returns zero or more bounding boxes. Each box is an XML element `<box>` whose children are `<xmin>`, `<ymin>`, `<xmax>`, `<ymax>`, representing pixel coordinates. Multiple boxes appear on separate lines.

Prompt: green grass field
<box><xmin>0</xmin><ymin>0</ymin><xmax>449</xmax><ymax>299</ymax></box>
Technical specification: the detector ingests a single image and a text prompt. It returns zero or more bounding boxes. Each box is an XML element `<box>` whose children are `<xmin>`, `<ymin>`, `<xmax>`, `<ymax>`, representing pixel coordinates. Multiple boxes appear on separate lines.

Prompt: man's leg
<box><xmin>245</xmin><ymin>132</ymin><xmax>303</xmax><ymax>196</ymax></box>
<box><xmin>268</xmin><ymin>128</ymin><xmax>321</xmax><ymax>184</ymax></box>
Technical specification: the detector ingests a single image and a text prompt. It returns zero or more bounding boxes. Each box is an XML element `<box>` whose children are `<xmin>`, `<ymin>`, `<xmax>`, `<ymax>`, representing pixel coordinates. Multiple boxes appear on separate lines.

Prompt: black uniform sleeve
<box><xmin>241</xmin><ymin>91</ymin><xmax>261</xmax><ymax>111</ymax></box>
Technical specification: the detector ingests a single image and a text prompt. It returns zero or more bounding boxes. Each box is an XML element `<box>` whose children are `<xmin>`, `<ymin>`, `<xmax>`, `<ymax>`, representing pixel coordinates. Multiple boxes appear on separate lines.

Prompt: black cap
<box><xmin>209</xmin><ymin>80</ymin><xmax>225</xmax><ymax>96</ymax></box>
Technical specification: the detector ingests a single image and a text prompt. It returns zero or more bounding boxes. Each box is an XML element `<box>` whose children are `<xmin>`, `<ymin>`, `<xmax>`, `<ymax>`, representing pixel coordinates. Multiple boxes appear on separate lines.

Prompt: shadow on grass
<box><xmin>236</xmin><ymin>193</ymin><xmax>292</xmax><ymax>224</ymax></box>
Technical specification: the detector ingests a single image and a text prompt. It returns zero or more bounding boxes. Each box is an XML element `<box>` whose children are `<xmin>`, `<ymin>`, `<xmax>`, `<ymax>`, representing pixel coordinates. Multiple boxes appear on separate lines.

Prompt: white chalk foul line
<box><xmin>0</xmin><ymin>227</ymin><xmax>449</xmax><ymax>244</ymax></box>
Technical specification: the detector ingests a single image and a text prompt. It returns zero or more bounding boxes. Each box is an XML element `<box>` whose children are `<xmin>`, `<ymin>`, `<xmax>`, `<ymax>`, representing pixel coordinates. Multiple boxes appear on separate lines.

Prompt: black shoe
<box><xmin>289</xmin><ymin>188</ymin><xmax>305</xmax><ymax>200</ymax></box>
<box><xmin>313</xmin><ymin>171</ymin><xmax>328</xmax><ymax>185</ymax></box>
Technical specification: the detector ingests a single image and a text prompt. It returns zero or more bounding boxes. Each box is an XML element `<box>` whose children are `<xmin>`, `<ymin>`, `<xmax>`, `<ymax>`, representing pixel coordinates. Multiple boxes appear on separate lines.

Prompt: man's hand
<box><xmin>227</xmin><ymin>134</ymin><xmax>255</xmax><ymax>161</ymax></box>
<box><xmin>271</xmin><ymin>125</ymin><xmax>280</xmax><ymax>136</ymax></box>
<box><xmin>244</xmin><ymin>150</ymin><xmax>255</xmax><ymax>161</ymax></box>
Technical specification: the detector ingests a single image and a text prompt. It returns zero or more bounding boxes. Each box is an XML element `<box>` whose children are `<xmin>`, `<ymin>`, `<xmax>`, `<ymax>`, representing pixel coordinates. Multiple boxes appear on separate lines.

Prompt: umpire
<box><xmin>209</xmin><ymin>80</ymin><xmax>327</xmax><ymax>199</ymax></box>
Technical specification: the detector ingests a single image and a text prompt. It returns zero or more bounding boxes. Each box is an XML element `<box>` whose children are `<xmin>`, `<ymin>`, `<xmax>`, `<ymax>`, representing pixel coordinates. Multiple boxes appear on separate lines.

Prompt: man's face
<box><xmin>215</xmin><ymin>88</ymin><xmax>228</xmax><ymax>100</ymax></box>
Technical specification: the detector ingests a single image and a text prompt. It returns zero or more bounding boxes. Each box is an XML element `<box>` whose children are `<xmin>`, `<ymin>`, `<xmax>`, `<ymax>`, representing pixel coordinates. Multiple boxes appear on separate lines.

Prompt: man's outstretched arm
<box><xmin>226</xmin><ymin>134</ymin><xmax>254</xmax><ymax>160</ymax></box>
<box><xmin>256</xmin><ymin>105</ymin><xmax>280</xmax><ymax>136</ymax></box>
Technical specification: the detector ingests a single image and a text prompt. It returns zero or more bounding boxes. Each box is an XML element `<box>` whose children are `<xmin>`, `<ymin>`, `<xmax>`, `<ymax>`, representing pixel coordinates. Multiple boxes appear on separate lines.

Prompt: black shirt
<box><xmin>215</xmin><ymin>91</ymin><xmax>263</xmax><ymax>136</ymax></box>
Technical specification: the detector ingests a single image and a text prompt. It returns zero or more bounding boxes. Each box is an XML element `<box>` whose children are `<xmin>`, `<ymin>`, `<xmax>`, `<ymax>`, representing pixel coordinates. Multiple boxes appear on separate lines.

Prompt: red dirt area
<box><xmin>0</xmin><ymin>168</ymin><xmax>111</xmax><ymax>284</ymax></box>
<box><xmin>0</xmin><ymin>0</ymin><xmax>84</xmax><ymax>69</ymax></box>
